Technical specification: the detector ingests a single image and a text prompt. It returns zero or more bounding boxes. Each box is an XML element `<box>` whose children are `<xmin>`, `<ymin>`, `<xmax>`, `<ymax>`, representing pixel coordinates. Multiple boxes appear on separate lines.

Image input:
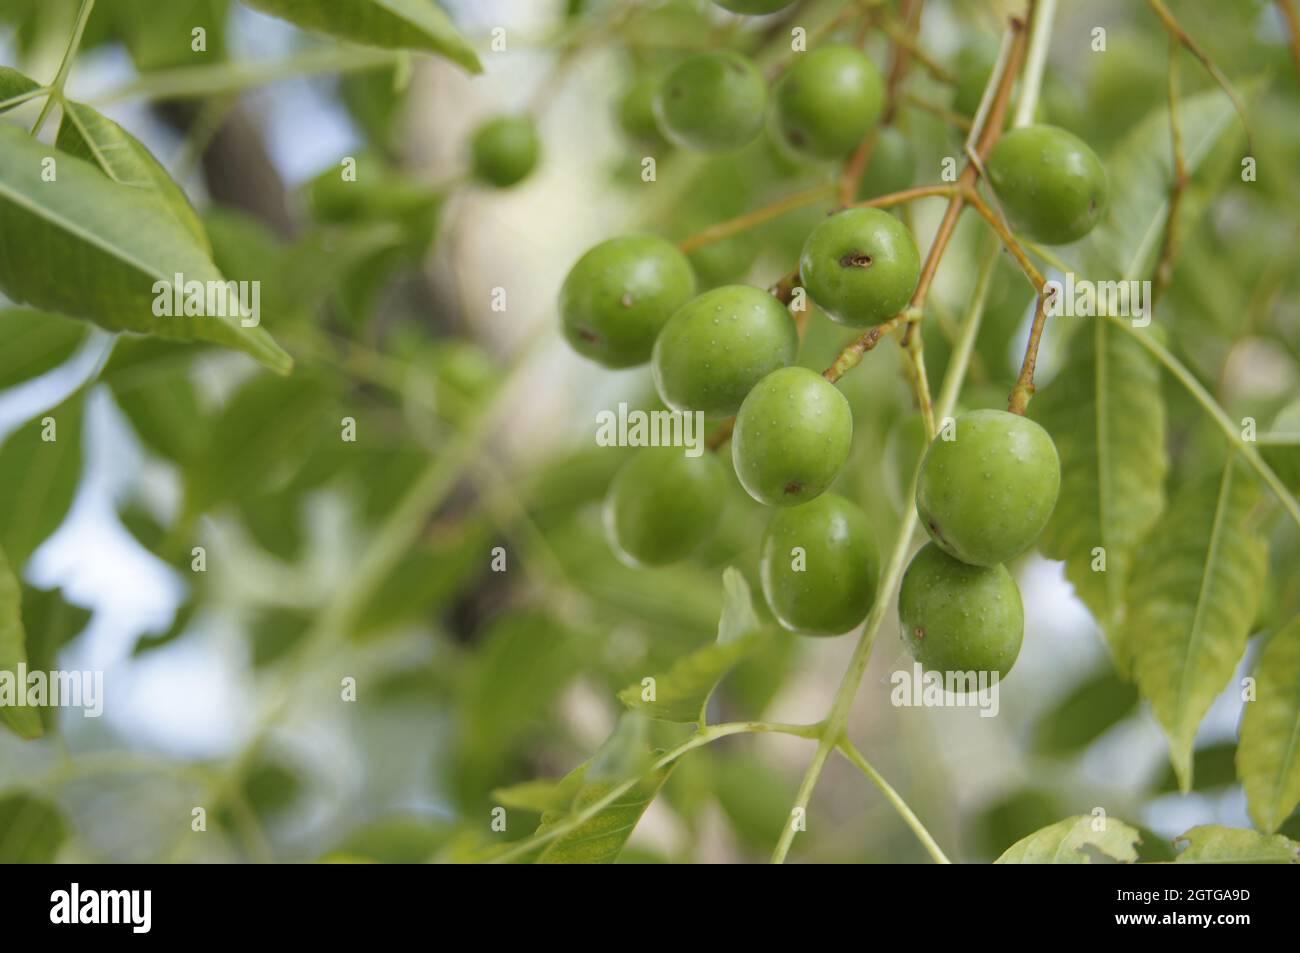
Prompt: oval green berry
<box><xmin>470</xmin><ymin>115</ymin><xmax>540</xmax><ymax>188</ymax></box>
<box><xmin>604</xmin><ymin>447</ymin><xmax>726</xmax><ymax>567</ymax></box>
<box><xmin>655</xmin><ymin>52</ymin><xmax>768</xmax><ymax>152</ymax></box>
<box><xmin>732</xmin><ymin>366</ymin><xmax>853</xmax><ymax>506</ymax></box>
<box><xmin>652</xmin><ymin>285</ymin><xmax>798</xmax><ymax>418</ymax></box>
<box><xmin>559</xmin><ymin>235</ymin><xmax>696</xmax><ymax>368</ymax></box>
<box><xmin>987</xmin><ymin>124</ymin><xmax>1107</xmax><ymax>245</ymax></box>
<box><xmin>773</xmin><ymin>45</ymin><xmax>884</xmax><ymax>160</ymax></box>
<box><xmin>799</xmin><ymin>207</ymin><xmax>921</xmax><ymax>326</ymax></box>
<box><xmin>916</xmin><ymin>409</ymin><xmax>1060</xmax><ymax>567</ymax></box>
<box><xmin>899</xmin><ymin>542</ymin><xmax>1024</xmax><ymax>679</ymax></box>
<box><xmin>617</xmin><ymin>73</ymin><xmax>668</xmax><ymax>147</ymax></box>
<box><xmin>760</xmin><ymin>493</ymin><xmax>879</xmax><ymax>636</ymax></box>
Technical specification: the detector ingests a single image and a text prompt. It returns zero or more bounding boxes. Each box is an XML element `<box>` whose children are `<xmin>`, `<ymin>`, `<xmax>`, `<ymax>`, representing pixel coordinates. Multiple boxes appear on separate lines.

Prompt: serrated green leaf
<box><xmin>1238</xmin><ymin>618</ymin><xmax>1300</xmax><ymax>833</ymax></box>
<box><xmin>0</xmin><ymin>543</ymin><xmax>43</xmax><ymax>739</ymax></box>
<box><xmin>0</xmin><ymin>395</ymin><xmax>83</xmax><ymax>569</ymax></box>
<box><xmin>1126</xmin><ymin>457</ymin><xmax>1268</xmax><ymax>792</ymax></box>
<box><xmin>0</xmin><ymin>123</ymin><xmax>291</xmax><ymax>374</ymax></box>
<box><xmin>238</xmin><ymin>0</ymin><xmax>481</xmax><ymax>72</ymax></box>
<box><xmin>1031</xmin><ymin>319</ymin><xmax>1167</xmax><ymax>665</ymax></box>
<box><xmin>0</xmin><ymin>308</ymin><xmax>87</xmax><ymax>390</ymax></box>
<box><xmin>1171</xmin><ymin>825</ymin><xmax>1300</xmax><ymax>863</ymax></box>
<box><xmin>995</xmin><ymin>815</ymin><xmax>1142</xmax><ymax>864</ymax></box>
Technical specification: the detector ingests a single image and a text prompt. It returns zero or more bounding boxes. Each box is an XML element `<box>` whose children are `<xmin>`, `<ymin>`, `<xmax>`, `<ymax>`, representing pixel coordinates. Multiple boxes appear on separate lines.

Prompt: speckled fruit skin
<box><xmin>761</xmin><ymin>494</ymin><xmax>880</xmax><ymax>636</ymax></box>
<box><xmin>856</xmin><ymin>126</ymin><xmax>915</xmax><ymax>199</ymax></box>
<box><xmin>987</xmin><ymin>124</ymin><xmax>1107</xmax><ymax>245</ymax></box>
<box><xmin>916</xmin><ymin>409</ymin><xmax>1060</xmax><ymax>567</ymax></box>
<box><xmin>654</xmin><ymin>52</ymin><xmax>768</xmax><ymax>152</ymax></box>
<box><xmin>470</xmin><ymin>115</ymin><xmax>540</xmax><ymax>188</ymax></box>
<box><xmin>653</xmin><ymin>285</ymin><xmax>798</xmax><ymax>418</ymax></box>
<box><xmin>715</xmin><ymin>0</ymin><xmax>797</xmax><ymax>12</ymax></box>
<box><xmin>799</xmin><ymin>208</ymin><xmax>921</xmax><ymax>326</ymax></box>
<box><xmin>773</xmin><ymin>45</ymin><xmax>884</xmax><ymax>160</ymax></box>
<box><xmin>603</xmin><ymin>447</ymin><xmax>726</xmax><ymax>567</ymax></box>
<box><xmin>732</xmin><ymin>366</ymin><xmax>853</xmax><ymax>506</ymax></box>
<box><xmin>899</xmin><ymin>542</ymin><xmax>1024</xmax><ymax>679</ymax></box>
<box><xmin>559</xmin><ymin>235</ymin><xmax>696</xmax><ymax>368</ymax></box>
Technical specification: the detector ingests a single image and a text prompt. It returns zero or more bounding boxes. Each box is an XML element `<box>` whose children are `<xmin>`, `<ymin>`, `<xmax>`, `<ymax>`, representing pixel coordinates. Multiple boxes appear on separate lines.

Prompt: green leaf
<box><xmin>20</xmin><ymin>583</ymin><xmax>92</xmax><ymax>732</ymax></box>
<box><xmin>114</xmin><ymin>0</ymin><xmax>230</xmax><ymax>71</ymax></box>
<box><xmin>1031</xmin><ymin>319</ymin><xmax>1167</xmax><ymax>665</ymax></box>
<box><xmin>104</xmin><ymin>337</ymin><xmax>205</xmax><ymax>464</ymax></box>
<box><xmin>0</xmin><ymin>308</ymin><xmax>87</xmax><ymax>390</ymax></box>
<box><xmin>1171</xmin><ymin>825</ymin><xmax>1300</xmax><ymax>864</ymax></box>
<box><xmin>0</xmin><ymin>122</ymin><xmax>291</xmax><ymax>374</ymax></box>
<box><xmin>492</xmin><ymin>774</ymin><xmax>586</xmax><ymax>814</ymax></box>
<box><xmin>1032</xmin><ymin>667</ymin><xmax>1138</xmax><ymax>756</ymax></box>
<box><xmin>0</xmin><ymin>66</ymin><xmax>41</xmax><ymax>112</ymax></box>
<box><xmin>0</xmin><ymin>544</ymin><xmax>43</xmax><ymax>739</ymax></box>
<box><xmin>995</xmin><ymin>815</ymin><xmax>1142</xmax><ymax>864</ymax></box>
<box><xmin>0</xmin><ymin>791</ymin><xmax>67</xmax><ymax>860</ymax></box>
<box><xmin>56</xmin><ymin>101</ymin><xmax>211</xmax><ymax>254</ymax></box>
<box><xmin>534</xmin><ymin>766</ymin><xmax>672</xmax><ymax>864</ymax></box>
<box><xmin>1238</xmin><ymin>618</ymin><xmax>1300</xmax><ymax>833</ymax></box>
<box><xmin>0</xmin><ymin>395</ymin><xmax>84</xmax><ymax>569</ymax></box>
<box><xmin>618</xmin><ymin>568</ymin><xmax>766</xmax><ymax>723</ymax></box>
<box><xmin>238</xmin><ymin>0</ymin><xmax>482</xmax><ymax>72</ymax></box>
<box><xmin>1126</xmin><ymin>457</ymin><xmax>1269</xmax><ymax>791</ymax></box>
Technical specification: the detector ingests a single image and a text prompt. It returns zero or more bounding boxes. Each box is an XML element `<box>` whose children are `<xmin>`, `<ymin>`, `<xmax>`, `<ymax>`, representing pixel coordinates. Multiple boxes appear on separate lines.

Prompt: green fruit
<box><xmin>899</xmin><ymin>542</ymin><xmax>1024</xmax><ymax>679</ymax></box>
<box><xmin>916</xmin><ymin>409</ymin><xmax>1060</xmax><ymax>566</ymax></box>
<box><xmin>986</xmin><ymin>124</ymin><xmax>1107</xmax><ymax>245</ymax></box>
<box><xmin>714</xmin><ymin>0</ymin><xmax>797</xmax><ymax>13</ymax></box>
<box><xmin>655</xmin><ymin>52</ymin><xmax>768</xmax><ymax>152</ymax></box>
<box><xmin>799</xmin><ymin>208</ymin><xmax>921</xmax><ymax>326</ymax></box>
<box><xmin>559</xmin><ymin>235</ymin><xmax>696</xmax><ymax>368</ymax></box>
<box><xmin>617</xmin><ymin>74</ymin><xmax>668</xmax><ymax>146</ymax></box>
<box><xmin>732</xmin><ymin>366</ymin><xmax>853</xmax><ymax>506</ymax></box>
<box><xmin>773</xmin><ymin>45</ymin><xmax>884</xmax><ymax>159</ymax></box>
<box><xmin>856</xmin><ymin>126</ymin><xmax>915</xmax><ymax>199</ymax></box>
<box><xmin>652</xmin><ymin>285</ymin><xmax>798</xmax><ymax>418</ymax></box>
<box><xmin>603</xmin><ymin>447</ymin><xmax>726</xmax><ymax>567</ymax></box>
<box><xmin>760</xmin><ymin>493</ymin><xmax>879</xmax><ymax>636</ymax></box>
<box><xmin>950</xmin><ymin>40</ymin><xmax>999</xmax><ymax>120</ymax></box>
<box><xmin>469</xmin><ymin>115</ymin><xmax>540</xmax><ymax>188</ymax></box>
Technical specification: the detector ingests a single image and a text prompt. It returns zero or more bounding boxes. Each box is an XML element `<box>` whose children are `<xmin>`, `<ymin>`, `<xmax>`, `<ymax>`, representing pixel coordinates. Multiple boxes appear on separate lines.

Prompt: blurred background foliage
<box><xmin>0</xmin><ymin>0</ymin><xmax>1297</xmax><ymax>863</ymax></box>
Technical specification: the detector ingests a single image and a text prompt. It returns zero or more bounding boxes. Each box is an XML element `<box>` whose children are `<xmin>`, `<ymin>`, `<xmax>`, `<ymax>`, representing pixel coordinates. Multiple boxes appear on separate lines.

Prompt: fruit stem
<box><xmin>677</xmin><ymin>183</ymin><xmax>837</xmax><ymax>254</ymax></box>
<box><xmin>822</xmin><ymin>311</ymin><xmax>909</xmax><ymax>384</ymax></box>
<box><xmin>836</xmin><ymin>738</ymin><xmax>951</xmax><ymax>863</ymax></box>
<box><xmin>1011</xmin><ymin>0</ymin><xmax>1056</xmax><ymax>129</ymax></box>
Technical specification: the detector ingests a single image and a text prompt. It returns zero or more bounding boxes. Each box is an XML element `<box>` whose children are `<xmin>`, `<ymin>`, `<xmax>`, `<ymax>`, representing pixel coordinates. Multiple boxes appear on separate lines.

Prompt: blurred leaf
<box><xmin>248</xmin><ymin>606</ymin><xmax>311</xmax><ymax>668</ymax></box>
<box><xmin>1155</xmin><ymin>741</ymin><xmax>1239</xmax><ymax>794</ymax></box>
<box><xmin>0</xmin><ymin>791</ymin><xmax>67</xmax><ymax>861</ymax></box>
<box><xmin>327</xmin><ymin>816</ymin><xmax>451</xmax><ymax>863</ymax></box>
<box><xmin>492</xmin><ymin>774</ymin><xmax>585</xmax><ymax>814</ymax></box>
<box><xmin>0</xmin><ymin>309</ymin><xmax>87</xmax><ymax>390</ymax></box>
<box><xmin>1171</xmin><ymin>825</ymin><xmax>1299</xmax><ymax>863</ymax></box>
<box><xmin>713</xmin><ymin>753</ymin><xmax>793</xmax><ymax>849</ymax></box>
<box><xmin>104</xmin><ymin>337</ymin><xmax>205</xmax><ymax>464</ymax></box>
<box><xmin>20</xmin><ymin>583</ymin><xmax>92</xmax><ymax>732</ymax></box>
<box><xmin>239</xmin><ymin>490</ymin><xmax>306</xmax><ymax>563</ymax></box>
<box><xmin>1238</xmin><ymin>618</ymin><xmax>1300</xmax><ymax>832</ymax></box>
<box><xmin>1033</xmin><ymin>668</ymin><xmax>1138</xmax><ymax>755</ymax></box>
<box><xmin>238</xmin><ymin>0</ymin><xmax>482</xmax><ymax>72</ymax></box>
<box><xmin>56</xmin><ymin>100</ymin><xmax>210</xmax><ymax>253</ymax></box>
<box><xmin>1126</xmin><ymin>458</ymin><xmax>1268</xmax><ymax>791</ymax></box>
<box><xmin>0</xmin><ymin>395</ymin><xmax>83</xmax><ymax>569</ymax></box>
<box><xmin>0</xmin><ymin>124</ymin><xmax>291</xmax><ymax>374</ymax></box>
<box><xmin>972</xmin><ymin>788</ymin><xmax>1062</xmax><ymax>861</ymax></box>
<box><xmin>115</xmin><ymin>0</ymin><xmax>229</xmax><ymax>70</ymax></box>
<box><xmin>0</xmin><ymin>67</ymin><xmax>40</xmax><ymax>111</ymax></box>
<box><xmin>132</xmin><ymin>601</ymin><xmax>198</xmax><ymax>656</ymax></box>
<box><xmin>0</xmin><ymin>544</ymin><xmax>42</xmax><ymax>739</ymax></box>
<box><xmin>1032</xmin><ymin>320</ymin><xmax>1167</xmax><ymax>667</ymax></box>
<box><xmin>995</xmin><ymin>815</ymin><xmax>1142</xmax><ymax>864</ymax></box>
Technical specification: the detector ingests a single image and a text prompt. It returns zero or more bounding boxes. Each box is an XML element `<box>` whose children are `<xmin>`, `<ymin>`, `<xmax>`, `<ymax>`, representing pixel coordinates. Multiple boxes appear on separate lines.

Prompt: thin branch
<box><xmin>1279</xmin><ymin>0</ymin><xmax>1300</xmax><ymax>79</ymax></box>
<box><xmin>1153</xmin><ymin>31</ymin><xmax>1188</xmax><ymax>310</ymax></box>
<box><xmin>30</xmin><ymin>0</ymin><xmax>96</xmax><ymax>137</ymax></box>
<box><xmin>678</xmin><ymin>183</ymin><xmax>835</xmax><ymax>254</ymax></box>
<box><xmin>836</xmin><ymin>738</ymin><xmax>951</xmax><ymax>863</ymax></box>
<box><xmin>1011</xmin><ymin>0</ymin><xmax>1056</xmax><ymax>127</ymax></box>
<box><xmin>901</xmin><ymin>91</ymin><xmax>973</xmax><ymax>131</ymax></box>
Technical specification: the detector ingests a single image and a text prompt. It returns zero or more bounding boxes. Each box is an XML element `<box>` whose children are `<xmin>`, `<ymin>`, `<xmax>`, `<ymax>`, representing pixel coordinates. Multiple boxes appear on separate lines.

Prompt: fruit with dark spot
<box><xmin>760</xmin><ymin>493</ymin><xmax>880</xmax><ymax>636</ymax></box>
<box><xmin>604</xmin><ymin>447</ymin><xmax>726</xmax><ymax>567</ymax></box>
<box><xmin>799</xmin><ymin>207</ymin><xmax>921</xmax><ymax>326</ymax></box>
<box><xmin>655</xmin><ymin>52</ymin><xmax>768</xmax><ymax>152</ymax></box>
<box><xmin>899</xmin><ymin>542</ymin><xmax>1024</xmax><ymax>678</ymax></box>
<box><xmin>470</xmin><ymin>115</ymin><xmax>540</xmax><ymax>188</ymax></box>
<box><xmin>986</xmin><ymin>124</ymin><xmax>1107</xmax><ymax>245</ymax></box>
<box><xmin>732</xmin><ymin>366</ymin><xmax>852</xmax><ymax>506</ymax></box>
<box><xmin>653</xmin><ymin>285</ymin><xmax>798</xmax><ymax>418</ymax></box>
<box><xmin>915</xmin><ymin>409</ymin><xmax>1060</xmax><ymax>566</ymax></box>
<box><xmin>559</xmin><ymin>235</ymin><xmax>695</xmax><ymax>368</ymax></box>
<box><xmin>772</xmin><ymin>45</ymin><xmax>884</xmax><ymax>160</ymax></box>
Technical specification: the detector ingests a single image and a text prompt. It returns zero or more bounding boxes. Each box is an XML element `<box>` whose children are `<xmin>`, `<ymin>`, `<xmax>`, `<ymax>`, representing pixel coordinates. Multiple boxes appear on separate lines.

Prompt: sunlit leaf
<box><xmin>1238</xmin><ymin>618</ymin><xmax>1300</xmax><ymax>833</ymax></box>
<box><xmin>1171</xmin><ymin>825</ymin><xmax>1299</xmax><ymax>864</ymax></box>
<box><xmin>995</xmin><ymin>815</ymin><xmax>1142</xmax><ymax>864</ymax></box>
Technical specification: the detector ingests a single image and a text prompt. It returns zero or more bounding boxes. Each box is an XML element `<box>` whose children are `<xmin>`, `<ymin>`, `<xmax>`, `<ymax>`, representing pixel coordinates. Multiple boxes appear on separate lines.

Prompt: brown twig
<box><xmin>1153</xmin><ymin>31</ymin><xmax>1188</xmax><ymax>310</ymax></box>
<box><xmin>677</xmin><ymin>184</ymin><xmax>836</xmax><ymax>254</ymax></box>
<box><xmin>822</xmin><ymin>311</ymin><xmax>910</xmax><ymax>383</ymax></box>
<box><xmin>1279</xmin><ymin>0</ymin><xmax>1300</xmax><ymax>79</ymax></box>
<box><xmin>901</xmin><ymin>91</ymin><xmax>973</xmax><ymax>131</ymax></box>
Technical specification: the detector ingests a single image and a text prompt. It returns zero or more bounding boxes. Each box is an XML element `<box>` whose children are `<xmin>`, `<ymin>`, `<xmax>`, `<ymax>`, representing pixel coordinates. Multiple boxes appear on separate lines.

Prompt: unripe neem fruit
<box><xmin>899</xmin><ymin>542</ymin><xmax>1024</xmax><ymax>679</ymax></box>
<box><xmin>604</xmin><ymin>447</ymin><xmax>726</xmax><ymax>567</ymax></box>
<box><xmin>732</xmin><ymin>366</ymin><xmax>853</xmax><ymax>506</ymax></box>
<box><xmin>916</xmin><ymin>409</ymin><xmax>1060</xmax><ymax>567</ymax></box>
<box><xmin>655</xmin><ymin>52</ymin><xmax>768</xmax><ymax>152</ymax></box>
<box><xmin>470</xmin><ymin>115</ymin><xmax>540</xmax><ymax>188</ymax></box>
<box><xmin>986</xmin><ymin>124</ymin><xmax>1107</xmax><ymax>245</ymax></box>
<box><xmin>761</xmin><ymin>493</ymin><xmax>880</xmax><ymax>636</ymax></box>
<box><xmin>653</xmin><ymin>285</ymin><xmax>797</xmax><ymax>418</ymax></box>
<box><xmin>559</xmin><ymin>235</ymin><xmax>695</xmax><ymax>368</ymax></box>
<box><xmin>714</xmin><ymin>0</ymin><xmax>797</xmax><ymax>13</ymax></box>
<box><xmin>617</xmin><ymin>74</ymin><xmax>669</xmax><ymax>147</ymax></box>
<box><xmin>856</xmin><ymin>126</ymin><xmax>915</xmax><ymax>200</ymax></box>
<box><xmin>772</xmin><ymin>45</ymin><xmax>884</xmax><ymax>160</ymax></box>
<box><xmin>799</xmin><ymin>208</ymin><xmax>921</xmax><ymax>326</ymax></box>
